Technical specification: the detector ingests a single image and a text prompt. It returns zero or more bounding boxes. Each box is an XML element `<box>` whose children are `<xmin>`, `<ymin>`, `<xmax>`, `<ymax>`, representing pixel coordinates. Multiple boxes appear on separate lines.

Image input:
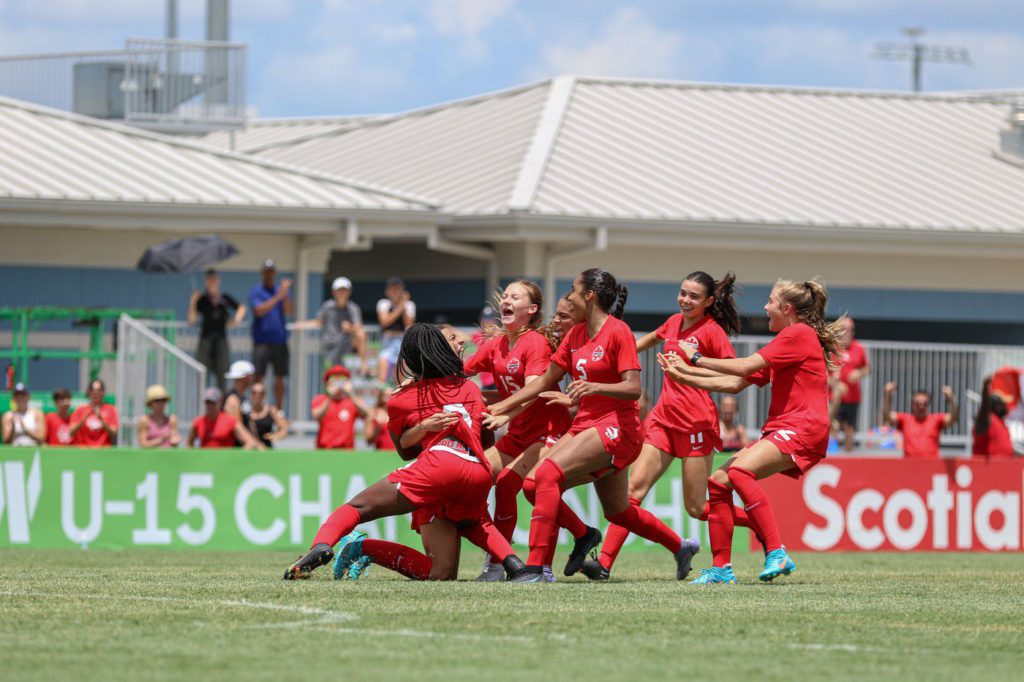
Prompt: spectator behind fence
<box><xmin>223</xmin><ymin>360</ymin><xmax>255</xmax><ymax>429</ymax></box>
<box><xmin>364</xmin><ymin>387</ymin><xmax>396</xmax><ymax>450</ymax></box>
<box><xmin>883</xmin><ymin>382</ymin><xmax>957</xmax><ymax>459</ymax></box>
<box><xmin>250</xmin><ymin>259</ymin><xmax>292</xmax><ymax>407</ymax></box>
<box><xmin>248</xmin><ymin>381</ymin><xmax>289</xmax><ymax>448</ymax></box>
<box><xmin>2</xmin><ymin>383</ymin><xmax>45</xmax><ymax>446</ymax></box>
<box><xmin>187</xmin><ymin>387</ymin><xmax>262</xmax><ymax>450</ymax></box>
<box><xmin>138</xmin><ymin>384</ymin><xmax>180</xmax><ymax>448</ymax></box>
<box><xmin>294</xmin><ymin>276</ymin><xmax>370</xmax><ymax>375</ymax></box>
<box><xmin>833</xmin><ymin>317</ymin><xmax>870</xmax><ymax>452</ymax></box>
<box><xmin>45</xmin><ymin>387</ymin><xmax>74</xmax><ymax>446</ymax></box>
<box><xmin>70</xmin><ymin>379</ymin><xmax>118</xmax><ymax>448</ymax></box>
<box><xmin>376</xmin><ymin>276</ymin><xmax>416</xmax><ymax>383</ymax></box>
<box><xmin>312</xmin><ymin>365</ymin><xmax>368</xmax><ymax>449</ymax></box>
<box><xmin>189</xmin><ymin>268</ymin><xmax>246</xmax><ymax>393</ymax></box>
<box><xmin>972</xmin><ymin>378</ymin><xmax>1017</xmax><ymax>459</ymax></box>
<box><xmin>718</xmin><ymin>395</ymin><xmax>750</xmax><ymax>453</ymax></box>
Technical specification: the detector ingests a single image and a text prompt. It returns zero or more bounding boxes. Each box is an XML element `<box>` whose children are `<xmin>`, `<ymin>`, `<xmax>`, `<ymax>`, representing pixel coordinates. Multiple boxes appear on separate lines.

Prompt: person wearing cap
<box><xmin>311</xmin><ymin>365</ymin><xmax>369</xmax><ymax>449</ymax></box>
<box><xmin>69</xmin><ymin>379</ymin><xmax>118</xmax><ymax>447</ymax></box>
<box><xmin>223</xmin><ymin>360</ymin><xmax>255</xmax><ymax>430</ymax></box>
<box><xmin>249</xmin><ymin>259</ymin><xmax>292</xmax><ymax>408</ymax></box>
<box><xmin>2</xmin><ymin>383</ymin><xmax>45</xmax><ymax>447</ymax></box>
<box><xmin>187</xmin><ymin>386</ymin><xmax>263</xmax><ymax>450</ymax></box>
<box><xmin>45</xmin><ymin>387</ymin><xmax>74</xmax><ymax>446</ymax></box>
<box><xmin>294</xmin><ymin>276</ymin><xmax>369</xmax><ymax>375</ymax></box>
<box><xmin>189</xmin><ymin>268</ymin><xmax>247</xmax><ymax>394</ymax></box>
<box><xmin>137</xmin><ymin>385</ymin><xmax>180</xmax><ymax>448</ymax></box>
<box><xmin>376</xmin><ymin>276</ymin><xmax>416</xmax><ymax>383</ymax></box>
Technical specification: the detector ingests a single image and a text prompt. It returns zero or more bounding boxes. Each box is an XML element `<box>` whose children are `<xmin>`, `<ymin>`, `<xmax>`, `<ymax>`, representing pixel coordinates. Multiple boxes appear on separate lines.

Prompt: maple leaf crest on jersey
<box><xmin>506</xmin><ymin>357</ymin><xmax>520</xmax><ymax>373</ymax></box>
<box><xmin>592</xmin><ymin>345</ymin><xmax>605</xmax><ymax>361</ymax></box>
<box><xmin>683</xmin><ymin>336</ymin><xmax>699</xmax><ymax>349</ymax></box>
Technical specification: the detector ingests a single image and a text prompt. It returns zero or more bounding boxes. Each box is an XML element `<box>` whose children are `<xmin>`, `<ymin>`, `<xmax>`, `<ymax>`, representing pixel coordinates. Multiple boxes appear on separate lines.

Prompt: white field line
<box><xmin>786</xmin><ymin>643</ymin><xmax>933</xmax><ymax>656</ymax></box>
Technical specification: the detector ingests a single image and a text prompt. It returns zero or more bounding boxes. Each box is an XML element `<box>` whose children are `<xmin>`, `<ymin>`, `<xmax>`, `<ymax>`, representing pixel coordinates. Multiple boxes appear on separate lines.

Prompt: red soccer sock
<box><xmin>700</xmin><ymin>500</ymin><xmax>751</xmax><ymax>527</ymax></box>
<box><xmin>605</xmin><ymin>499</ymin><xmax>682</xmax><ymax>555</ymax></box>
<box><xmin>706</xmin><ymin>478</ymin><xmax>735</xmax><ymax>567</ymax></box>
<box><xmin>312</xmin><ymin>504</ymin><xmax>360</xmax><ymax>548</ymax></box>
<box><xmin>361</xmin><ymin>539</ymin><xmax>432</xmax><ymax>580</ymax></box>
<box><xmin>493</xmin><ymin>468</ymin><xmax>524</xmax><ymax>542</ymax></box>
<box><xmin>523</xmin><ymin>476</ymin><xmax>588</xmax><ymax>541</ymax></box>
<box><xmin>526</xmin><ymin>460</ymin><xmax>565</xmax><ymax>566</ymax></box>
<box><xmin>598</xmin><ymin>496</ymin><xmax>640</xmax><ymax>570</ymax></box>
<box><xmin>727</xmin><ymin>467</ymin><xmax>782</xmax><ymax>552</ymax></box>
<box><xmin>461</xmin><ymin>516</ymin><xmax>514</xmax><ymax>563</ymax></box>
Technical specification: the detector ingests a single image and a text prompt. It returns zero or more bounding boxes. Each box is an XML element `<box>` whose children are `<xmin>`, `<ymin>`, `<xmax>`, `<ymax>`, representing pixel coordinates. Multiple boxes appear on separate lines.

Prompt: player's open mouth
<box><xmin>501</xmin><ymin>305</ymin><xmax>515</xmax><ymax>321</ymax></box>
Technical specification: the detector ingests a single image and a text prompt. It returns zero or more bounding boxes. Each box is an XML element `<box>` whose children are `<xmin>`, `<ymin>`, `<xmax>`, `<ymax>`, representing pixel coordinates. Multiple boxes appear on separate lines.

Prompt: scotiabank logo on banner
<box><xmin>761</xmin><ymin>459</ymin><xmax>1023</xmax><ymax>552</ymax></box>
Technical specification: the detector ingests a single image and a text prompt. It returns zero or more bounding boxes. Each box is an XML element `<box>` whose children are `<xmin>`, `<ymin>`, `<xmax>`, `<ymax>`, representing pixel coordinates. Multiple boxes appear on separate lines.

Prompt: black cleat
<box><xmin>580</xmin><ymin>558</ymin><xmax>610</xmax><ymax>581</ymax></box>
<box><xmin>674</xmin><ymin>537</ymin><xmax>701</xmax><ymax>580</ymax></box>
<box><xmin>501</xmin><ymin>554</ymin><xmax>527</xmax><ymax>580</ymax></box>
<box><xmin>283</xmin><ymin>543</ymin><xmax>334</xmax><ymax>580</ymax></box>
<box><xmin>507</xmin><ymin>565</ymin><xmax>545</xmax><ymax>584</ymax></box>
<box><xmin>564</xmin><ymin>526</ymin><xmax>602</xmax><ymax>576</ymax></box>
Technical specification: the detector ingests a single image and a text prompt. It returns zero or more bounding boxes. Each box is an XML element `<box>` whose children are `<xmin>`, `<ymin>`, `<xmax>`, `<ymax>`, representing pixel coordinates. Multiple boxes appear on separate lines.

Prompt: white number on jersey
<box><xmin>443</xmin><ymin>403</ymin><xmax>472</xmax><ymax>429</ymax></box>
<box><xmin>575</xmin><ymin>358</ymin><xmax>588</xmax><ymax>381</ymax></box>
<box><xmin>497</xmin><ymin>376</ymin><xmax>522</xmax><ymax>395</ymax></box>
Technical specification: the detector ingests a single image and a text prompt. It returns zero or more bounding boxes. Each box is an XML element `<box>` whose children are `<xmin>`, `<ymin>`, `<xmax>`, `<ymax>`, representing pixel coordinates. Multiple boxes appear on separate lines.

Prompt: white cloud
<box><xmin>427</xmin><ymin>0</ymin><xmax>515</xmax><ymax>38</ymax></box>
<box><xmin>537</xmin><ymin>6</ymin><xmax>696</xmax><ymax>80</ymax></box>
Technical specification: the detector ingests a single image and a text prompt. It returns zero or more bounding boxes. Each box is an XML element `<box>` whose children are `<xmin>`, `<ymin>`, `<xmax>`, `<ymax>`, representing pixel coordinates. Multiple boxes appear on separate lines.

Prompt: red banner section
<box><xmin>759</xmin><ymin>458</ymin><xmax>1023</xmax><ymax>551</ymax></box>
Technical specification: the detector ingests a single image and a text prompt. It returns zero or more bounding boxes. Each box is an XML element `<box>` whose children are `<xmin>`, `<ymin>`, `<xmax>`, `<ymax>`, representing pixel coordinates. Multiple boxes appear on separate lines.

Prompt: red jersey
<box><xmin>838</xmin><ymin>340</ymin><xmax>868</xmax><ymax>405</ymax></box>
<box><xmin>387</xmin><ymin>377</ymin><xmax>487</xmax><ymax>467</ymax></box>
<box><xmin>312</xmin><ymin>394</ymin><xmax>358</xmax><ymax>449</ymax></box>
<box><xmin>192</xmin><ymin>412</ymin><xmax>238</xmax><ymax>448</ymax></box>
<box><xmin>551</xmin><ymin>316</ymin><xmax>641</xmax><ymax>429</ymax></box>
<box><xmin>748</xmin><ymin>323</ymin><xmax>829</xmax><ymax>445</ymax></box>
<box><xmin>465</xmin><ymin>329</ymin><xmax>566</xmax><ymax>437</ymax></box>
<box><xmin>45</xmin><ymin>412</ymin><xmax>73</xmax><ymax>446</ymax></box>
<box><xmin>650</xmin><ymin>314</ymin><xmax>735</xmax><ymax>433</ymax></box>
<box><xmin>71</xmin><ymin>404</ymin><xmax>118</xmax><ymax>447</ymax></box>
<box><xmin>895</xmin><ymin>412</ymin><xmax>946</xmax><ymax>459</ymax></box>
<box><xmin>972</xmin><ymin>415</ymin><xmax>1015</xmax><ymax>458</ymax></box>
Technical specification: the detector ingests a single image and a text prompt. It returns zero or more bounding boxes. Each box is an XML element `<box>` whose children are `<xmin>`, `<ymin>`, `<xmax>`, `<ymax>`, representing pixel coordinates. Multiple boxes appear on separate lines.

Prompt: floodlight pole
<box><xmin>871</xmin><ymin>27</ymin><xmax>971</xmax><ymax>93</ymax></box>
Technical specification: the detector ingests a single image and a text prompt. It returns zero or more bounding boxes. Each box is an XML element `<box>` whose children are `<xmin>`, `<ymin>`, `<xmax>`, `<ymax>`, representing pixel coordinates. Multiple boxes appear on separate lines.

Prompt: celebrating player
<box><xmin>488</xmin><ymin>268</ymin><xmax>685</xmax><ymax>583</ymax></box>
<box><xmin>468</xmin><ymin>284</ymin><xmax>599</xmax><ymax>582</ymax></box>
<box><xmin>661</xmin><ymin>279</ymin><xmax>842</xmax><ymax>584</ymax></box>
<box><xmin>283</xmin><ymin>323</ymin><xmax>528</xmax><ymax>581</ymax></box>
<box><xmin>582</xmin><ymin>271</ymin><xmax>749</xmax><ymax>581</ymax></box>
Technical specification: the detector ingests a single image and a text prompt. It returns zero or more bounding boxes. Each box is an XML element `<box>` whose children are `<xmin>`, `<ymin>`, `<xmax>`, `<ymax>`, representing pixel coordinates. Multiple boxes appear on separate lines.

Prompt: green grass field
<box><xmin>2</xmin><ymin>548</ymin><xmax>1022</xmax><ymax>681</ymax></box>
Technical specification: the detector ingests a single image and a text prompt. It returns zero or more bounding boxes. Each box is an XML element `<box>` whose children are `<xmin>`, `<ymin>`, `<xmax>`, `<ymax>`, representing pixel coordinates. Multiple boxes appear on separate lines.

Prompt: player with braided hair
<box><xmin>284</xmin><ymin>323</ymin><xmax>528</xmax><ymax>581</ymax></box>
<box><xmin>488</xmin><ymin>269</ymin><xmax>685</xmax><ymax>583</ymax></box>
<box><xmin>661</xmin><ymin>278</ymin><xmax>843</xmax><ymax>584</ymax></box>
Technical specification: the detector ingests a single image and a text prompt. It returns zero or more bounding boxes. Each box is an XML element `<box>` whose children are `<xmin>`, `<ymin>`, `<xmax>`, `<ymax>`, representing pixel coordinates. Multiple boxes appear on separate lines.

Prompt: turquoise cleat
<box><xmin>332</xmin><ymin>531</ymin><xmax>368</xmax><ymax>580</ymax></box>
<box><xmin>689</xmin><ymin>566</ymin><xmax>737</xmax><ymax>585</ymax></box>
<box><xmin>758</xmin><ymin>547</ymin><xmax>796</xmax><ymax>582</ymax></box>
<box><xmin>346</xmin><ymin>554</ymin><xmax>373</xmax><ymax>580</ymax></box>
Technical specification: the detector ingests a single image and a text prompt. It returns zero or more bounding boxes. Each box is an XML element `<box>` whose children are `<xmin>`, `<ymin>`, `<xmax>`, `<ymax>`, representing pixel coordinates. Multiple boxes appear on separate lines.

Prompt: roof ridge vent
<box><xmin>999</xmin><ymin>97</ymin><xmax>1024</xmax><ymax>158</ymax></box>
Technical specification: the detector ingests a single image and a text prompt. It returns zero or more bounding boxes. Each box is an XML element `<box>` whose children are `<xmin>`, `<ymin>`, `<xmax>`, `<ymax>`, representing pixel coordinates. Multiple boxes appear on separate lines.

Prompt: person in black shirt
<box><xmin>189</xmin><ymin>269</ymin><xmax>247</xmax><ymax>392</ymax></box>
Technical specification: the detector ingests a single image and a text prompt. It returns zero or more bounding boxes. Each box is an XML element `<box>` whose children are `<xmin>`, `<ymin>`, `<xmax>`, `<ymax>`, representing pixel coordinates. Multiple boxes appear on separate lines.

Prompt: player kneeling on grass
<box><xmin>660</xmin><ymin>279</ymin><xmax>841</xmax><ymax>585</ymax></box>
<box><xmin>284</xmin><ymin>323</ymin><xmax>529</xmax><ymax>582</ymax></box>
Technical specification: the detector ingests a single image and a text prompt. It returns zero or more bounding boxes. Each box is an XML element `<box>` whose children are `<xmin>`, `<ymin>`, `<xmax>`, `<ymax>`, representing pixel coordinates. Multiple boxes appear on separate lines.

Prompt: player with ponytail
<box><xmin>582</xmin><ymin>271</ymin><xmax>754</xmax><ymax>581</ymax></box>
<box><xmin>661</xmin><ymin>278</ymin><xmax>842</xmax><ymax>584</ymax></box>
<box><xmin>284</xmin><ymin>323</ymin><xmax>528</xmax><ymax>582</ymax></box>
<box><xmin>489</xmin><ymin>269</ymin><xmax>682</xmax><ymax>583</ymax></box>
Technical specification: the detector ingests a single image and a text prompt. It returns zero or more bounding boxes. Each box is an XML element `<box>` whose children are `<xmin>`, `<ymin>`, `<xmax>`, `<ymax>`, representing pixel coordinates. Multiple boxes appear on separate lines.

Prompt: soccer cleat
<box><xmin>689</xmin><ymin>566</ymin><xmax>738</xmax><ymax>585</ymax></box>
<box><xmin>283</xmin><ymin>543</ymin><xmax>334</xmax><ymax>580</ymax></box>
<box><xmin>507</xmin><ymin>565</ymin><xmax>545</xmax><ymax>584</ymax></box>
<box><xmin>343</xmin><ymin>554</ymin><xmax>373</xmax><ymax>581</ymax></box>
<box><xmin>474</xmin><ymin>562</ymin><xmax>506</xmax><ymax>582</ymax></box>
<box><xmin>580</xmin><ymin>559</ymin><xmax>610</xmax><ymax>581</ymax></box>
<box><xmin>674</xmin><ymin>537</ymin><xmax>701</xmax><ymax>580</ymax></box>
<box><xmin>331</xmin><ymin>531</ymin><xmax>369</xmax><ymax>580</ymax></box>
<box><xmin>563</xmin><ymin>526</ymin><xmax>602</xmax><ymax>576</ymax></box>
<box><xmin>758</xmin><ymin>547</ymin><xmax>797</xmax><ymax>582</ymax></box>
<box><xmin>541</xmin><ymin>566</ymin><xmax>557</xmax><ymax>583</ymax></box>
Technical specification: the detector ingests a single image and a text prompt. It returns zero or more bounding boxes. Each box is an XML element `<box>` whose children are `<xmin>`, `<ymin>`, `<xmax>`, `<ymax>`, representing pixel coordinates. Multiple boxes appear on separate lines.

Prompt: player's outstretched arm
<box><xmin>488</xmin><ymin>363</ymin><xmax>565</xmax><ymax>416</ymax></box>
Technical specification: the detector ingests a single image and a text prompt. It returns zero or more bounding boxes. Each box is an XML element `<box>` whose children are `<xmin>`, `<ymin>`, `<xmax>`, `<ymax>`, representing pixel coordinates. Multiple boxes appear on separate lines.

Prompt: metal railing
<box><xmin>115</xmin><ymin>315</ymin><xmax>206</xmax><ymax>448</ymax></box>
<box><xmin>0</xmin><ymin>38</ymin><xmax>246</xmax><ymax>132</ymax></box>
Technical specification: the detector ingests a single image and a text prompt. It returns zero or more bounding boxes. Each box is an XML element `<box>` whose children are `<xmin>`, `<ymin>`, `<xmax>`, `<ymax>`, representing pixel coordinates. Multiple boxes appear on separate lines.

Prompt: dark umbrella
<box><xmin>136</xmin><ymin>235</ymin><xmax>239</xmax><ymax>273</ymax></box>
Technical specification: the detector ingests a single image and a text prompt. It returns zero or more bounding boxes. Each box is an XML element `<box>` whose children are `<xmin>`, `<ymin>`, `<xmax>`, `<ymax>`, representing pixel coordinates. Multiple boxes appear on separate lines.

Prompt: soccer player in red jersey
<box><xmin>284</xmin><ymin>323</ymin><xmax>528</xmax><ymax>581</ymax></box>
<box><xmin>466</xmin><ymin>282</ymin><xmax>597</xmax><ymax>582</ymax></box>
<box><xmin>661</xmin><ymin>279</ymin><xmax>843</xmax><ymax>584</ymax></box>
<box><xmin>883</xmin><ymin>382</ymin><xmax>957</xmax><ymax>459</ymax></box>
<box><xmin>488</xmin><ymin>269</ymin><xmax>685</xmax><ymax>583</ymax></box>
<box><xmin>832</xmin><ymin>317</ymin><xmax>870</xmax><ymax>452</ymax></box>
<box><xmin>581</xmin><ymin>271</ymin><xmax>752</xmax><ymax>581</ymax></box>
<box><xmin>311</xmin><ymin>365</ymin><xmax>368</xmax><ymax>449</ymax></box>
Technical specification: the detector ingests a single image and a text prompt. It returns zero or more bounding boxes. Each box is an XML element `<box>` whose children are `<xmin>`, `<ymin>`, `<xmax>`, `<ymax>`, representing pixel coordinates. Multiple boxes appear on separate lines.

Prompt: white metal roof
<box><xmin>196</xmin><ymin>115</ymin><xmax>379</xmax><ymax>154</ymax></box>
<box><xmin>0</xmin><ymin>97</ymin><xmax>437</xmax><ymax>214</ymax></box>
<box><xmin>251</xmin><ymin>76</ymin><xmax>1024</xmax><ymax>233</ymax></box>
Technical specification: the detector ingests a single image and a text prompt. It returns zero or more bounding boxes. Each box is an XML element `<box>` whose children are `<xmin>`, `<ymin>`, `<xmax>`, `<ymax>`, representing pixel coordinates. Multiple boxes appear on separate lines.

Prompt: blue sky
<box><xmin>2</xmin><ymin>1</ymin><xmax>1023</xmax><ymax>118</ymax></box>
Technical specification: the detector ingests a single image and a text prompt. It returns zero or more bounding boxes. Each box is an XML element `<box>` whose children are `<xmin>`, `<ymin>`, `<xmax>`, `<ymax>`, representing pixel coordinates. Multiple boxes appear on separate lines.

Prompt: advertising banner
<box><xmin>0</xmin><ymin>447</ymin><xmax>735</xmax><ymax>553</ymax></box>
<box><xmin>760</xmin><ymin>458</ymin><xmax>1023</xmax><ymax>551</ymax></box>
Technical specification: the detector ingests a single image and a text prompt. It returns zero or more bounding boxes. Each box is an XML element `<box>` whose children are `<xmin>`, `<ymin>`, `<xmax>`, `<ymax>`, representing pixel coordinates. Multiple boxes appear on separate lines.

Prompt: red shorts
<box><xmin>759</xmin><ymin>428</ymin><xmax>827</xmax><ymax>479</ymax></box>
<box><xmin>495</xmin><ymin>428</ymin><xmax>546</xmax><ymax>458</ymax></box>
<box><xmin>569</xmin><ymin>417</ymin><xmax>642</xmax><ymax>478</ymax></box>
<box><xmin>388</xmin><ymin>448</ymin><xmax>492</xmax><ymax>531</ymax></box>
<box><xmin>644</xmin><ymin>417</ymin><xmax>719</xmax><ymax>458</ymax></box>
